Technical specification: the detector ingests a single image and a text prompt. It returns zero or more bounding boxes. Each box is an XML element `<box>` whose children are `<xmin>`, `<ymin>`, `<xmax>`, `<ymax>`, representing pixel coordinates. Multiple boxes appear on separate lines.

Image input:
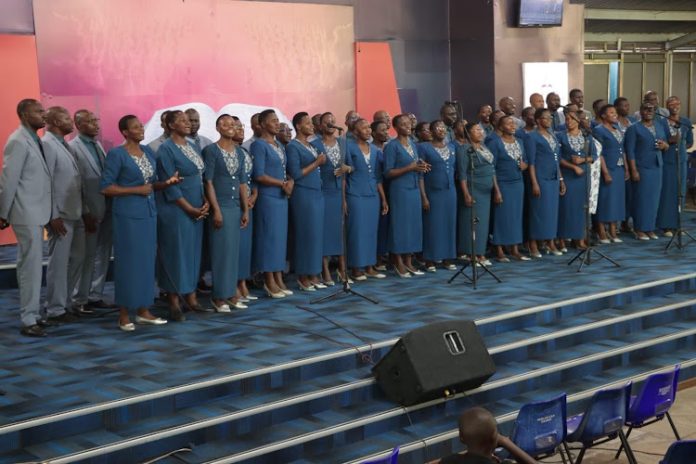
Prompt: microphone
<box><xmin>653</xmin><ymin>111</ymin><xmax>681</xmax><ymax>127</ymax></box>
<box><xmin>327</xmin><ymin>123</ymin><xmax>344</xmax><ymax>132</ymax></box>
<box><xmin>445</xmin><ymin>100</ymin><xmax>459</xmax><ymax>105</ymax></box>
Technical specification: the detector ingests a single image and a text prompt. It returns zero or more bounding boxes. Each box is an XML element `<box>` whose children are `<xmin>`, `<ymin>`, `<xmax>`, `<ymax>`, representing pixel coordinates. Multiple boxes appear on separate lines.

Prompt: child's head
<box><xmin>458</xmin><ymin>407</ymin><xmax>499</xmax><ymax>455</ymax></box>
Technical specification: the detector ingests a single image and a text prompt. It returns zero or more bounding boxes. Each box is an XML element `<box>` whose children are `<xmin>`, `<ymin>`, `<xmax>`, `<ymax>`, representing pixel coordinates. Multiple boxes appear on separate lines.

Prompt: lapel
<box><xmin>21</xmin><ymin>127</ymin><xmax>50</xmax><ymax>176</ymax></box>
<box><xmin>76</xmin><ymin>137</ymin><xmax>102</xmax><ymax>176</ymax></box>
<box><xmin>51</xmin><ymin>134</ymin><xmax>80</xmax><ymax>172</ymax></box>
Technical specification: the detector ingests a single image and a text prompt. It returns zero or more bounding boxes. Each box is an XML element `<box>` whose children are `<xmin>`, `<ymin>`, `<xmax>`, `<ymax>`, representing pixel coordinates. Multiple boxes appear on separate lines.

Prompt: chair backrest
<box><xmin>660</xmin><ymin>440</ymin><xmax>696</xmax><ymax>464</ymax></box>
<box><xmin>573</xmin><ymin>382</ymin><xmax>632</xmax><ymax>444</ymax></box>
<box><xmin>360</xmin><ymin>446</ymin><xmax>400</xmax><ymax>464</ymax></box>
<box><xmin>510</xmin><ymin>393</ymin><xmax>567</xmax><ymax>456</ymax></box>
<box><xmin>628</xmin><ymin>365</ymin><xmax>680</xmax><ymax>424</ymax></box>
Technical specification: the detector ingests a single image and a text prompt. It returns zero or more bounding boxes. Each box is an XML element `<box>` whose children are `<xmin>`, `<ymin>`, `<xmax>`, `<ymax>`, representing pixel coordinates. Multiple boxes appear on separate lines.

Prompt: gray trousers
<box><xmin>45</xmin><ymin>218</ymin><xmax>84</xmax><ymax>317</ymax></box>
<box><xmin>73</xmin><ymin>214</ymin><xmax>112</xmax><ymax>305</ymax></box>
<box><xmin>13</xmin><ymin>225</ymin><xmax>44</xmax><ymax>327</ymax></box>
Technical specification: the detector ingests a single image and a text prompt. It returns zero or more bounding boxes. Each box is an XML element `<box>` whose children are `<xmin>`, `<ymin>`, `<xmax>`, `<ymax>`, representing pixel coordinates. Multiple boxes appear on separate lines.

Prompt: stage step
<box><xmin>3</xmin><ymin>282</ymin><xmax>695</xmax><ymax>464</ymax></box>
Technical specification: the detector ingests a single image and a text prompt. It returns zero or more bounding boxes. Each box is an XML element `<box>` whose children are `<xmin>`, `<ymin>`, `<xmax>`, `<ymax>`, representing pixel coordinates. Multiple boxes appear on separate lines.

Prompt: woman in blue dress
<box><xmin>156</xmin><ymin>110</ymin><xmax>209</xmax><ymax>321</ymax></box>
<box><xmin>593</xmin><ymin>104</ymin><xmax>628</xmax><ymax>243</ymax></box>
<box><xmin>525</xmin><ymin>109</ymin><xmax>566</xmax><ymax>257</ymax></box>
<box><xmin>203</xmin><ymin>114</ymin><xmax>249</xmax><ymax>313</ymax></box>
<box><xmin>626</xmin><ymin>103</ymin><xmax>669</xmax><ymax>240</ymax></box>
<box><xmin>384</xmin><ymin>114</ymin><xmax>430</xmax><ymax>277</ymax></box>
<box><xmin>456</xmin><ymin>122</ymin><xmax>500</xmax><ymax>265</ymax></box>
<box><xmin>557</xmin><ymin>109</ymin><xmax>596</xmax><ymax>249</ymax></box>
<box><xmin>371</xmin><ymin>120</ymin><xmax>390</xmax><ymax>271</ymax></box>
<box><xmin>101</xmin><ymin>115</ymin><xmax>180</xmax><ymax>331</ymax></box>
<box><xmin>418</xmin><ymin>120</ymin><xmax>457</xmax><ymax>271</ymax></box>
<box><xmin>487</xmin><ymin>115</ymin><xmax>529</xmax><ymax>261</ymax></box>
<box><xmin>345</xmin><ymin>119</ymin><xmax>388</xmax><ymax>280</ymax></box>
<box><xmin>251</xmin><ymin>109</ymin><xmax>294</xmax><ymax>297</ymax></box>
<box><xmin>232</xmin><ymin>117</ymin><xmax>258</xmax><ymax>302</ymax></box>
<box><xmin>311</xmin><ymin>112</ymin><xmax>350</xmax><ymax>284</ymax></box>
<box><xmin>657</xmin><ymin>96</ymin><xmax>694</xmax><ymax>235</ymax></box>
<box><xmin>287</xmin><ymin>112</ymin><xmax>326</xmax><ymax>291</ymax></box>
<box><xmin>414</xmin><ymin>122</ymin><xmax>432</xmax><ymax>143</ymax></box>
<box><xmin>615</xmin><ymin>97</ymin><xmax>638</xmax><ymax>233</ymax></box>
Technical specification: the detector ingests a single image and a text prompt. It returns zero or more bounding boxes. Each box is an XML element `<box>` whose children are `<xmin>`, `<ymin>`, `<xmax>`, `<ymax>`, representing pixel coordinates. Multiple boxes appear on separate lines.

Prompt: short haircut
<box><xmin>74</xmin><ymin>109</ymin><xmax>91</xmax><ymax>125</ymax></box>
<box><xmin>216</xmin><ymin>113</ymin><xmax>233</xmax><ymax>126</ymax></box>
<box><xmin>164</xmin><ymin>110</ymin><xmax>184</xmax><ymax>129</ymax></box>
<box><xmin>292</xmin><ymin>111</ymin><xmax>309</xmax><ymax>131</ymax></box>
<box><xmin>370</xmin><ymin>120</ymin><xmax>386</xmax><ymax>134</ymax></box>
<box><xmin>569</xmin><ymin>88</ymin><xmax>583</xmax><ymax>98</ymax></box>
<box><xmin>534</xmin><ymin>107</ymin><xmax>549</xmax><ymax>120</ymax></box>
<box><xmin>613</xmin><ymin>97</ymin><xmax>628</xmax><ymax>106</ymax></box>
<box><xmin>16</xmin><ymin>98</ymin><xmax>40</xmax><ymax>117</ymax></box>
<box><xmin>258</xmin><ymin>109</ymin><xmax>276</xmax><ymax>125</ymax></box>
<box><xmin>118</xmin><ymin>114</ymin><xmax>138</xmax><ymax>133</ymax></box>
<box><xmin>598</xmin><ymin>104</ymin><xmax>614</xmax><ymax>118</ymax></box>
<box><xmin>392</xmin><ymin>113</ymin><xmax>409</xmax><ymax>128</ymax></box>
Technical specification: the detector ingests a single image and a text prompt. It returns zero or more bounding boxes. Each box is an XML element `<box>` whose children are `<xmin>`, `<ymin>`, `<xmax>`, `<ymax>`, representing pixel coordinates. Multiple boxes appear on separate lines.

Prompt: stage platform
<box><xmin>0</xmin><ymin>213</ymin><xmax>695</xmax><ymax>463</ymax></box>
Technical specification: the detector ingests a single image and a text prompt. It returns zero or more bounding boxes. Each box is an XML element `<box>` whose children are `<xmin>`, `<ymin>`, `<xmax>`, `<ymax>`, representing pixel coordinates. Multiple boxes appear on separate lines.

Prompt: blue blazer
<box><xmin>311</xmin><ymin>138</ymin><xmax>344</xmax><ymax>192</ymax></box>
<box><xmin>251</xmin><ymin>139</ymin><xmax>286</xmax><ymax>198</ymax></box>
<box><xmin>384</xmin><ymin>138</ymin><xmax>420</xmax><ymax>190</ymax></box>
<box><xmin>156</xmin><ymin>139</ymin><xmax>205</xmax><ymax>206</ymax></box>
<box><xmin>557</xmin><ymin>131</ymin><xmax>597</xmax><ymax>163</ymax></box>
<box><xmin>593</xmin><ymin>125</ymin><xmax>625</xmax><ymax>169</ymax></box>
<box><xmin>625</xmin><ymin>122</ymin><xmax>667</xmax><ymax>169</ymax></box>
<box><xmin>100</xmin><ymin>145</ymin><xmax>157</xmax><ymax>219</ymax></box>
<box><xmin>486</xmin><ymin>136</ymin><xmax>526</xmax><ymax>183</ymax></box>
<box><xmin>417</xmin><ymin>143</ymin><xmax>455</xmax><ymax>191</ymax></box>
<box><xmin>286</xmin><ymin>139</ymin><xmax>322</xmax><ymax>190</ymax></box>
<box><xmin>203</xmin><ymin>143</ymin><xmax>247</xmax><ymax>207</ymax></box>
<box><xmin>525</xmin><ymin>130</ymin><xmax>560</xmax><ymax>181</ymax></box>
<box><xmin>345</xmin><ymin>141</ymin><xmax>381</xmax><ymax>197</ymax></box>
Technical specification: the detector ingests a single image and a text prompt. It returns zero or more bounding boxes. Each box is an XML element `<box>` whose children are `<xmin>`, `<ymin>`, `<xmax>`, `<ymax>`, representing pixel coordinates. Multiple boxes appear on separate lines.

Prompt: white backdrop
<box><xmin>522</xmin><ymin>62</ymin><xmax>569</xmax><ymax>106</ymax></box>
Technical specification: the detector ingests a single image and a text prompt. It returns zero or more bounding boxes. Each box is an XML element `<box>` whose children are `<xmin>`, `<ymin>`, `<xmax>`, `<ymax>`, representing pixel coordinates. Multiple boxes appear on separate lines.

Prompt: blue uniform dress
<box><xmin>311</xmin><ymin>138</ymin><xmax>344</xmax><ymax>256</ymax></box>
<box><xmin>237</xmin><ymin>147</ymin><xmax>254</xmax><ymax>280</ymax></box>
<box><xmin>252</xmin><ymin>139</ymin><xmax>288</xmax><ymax>272</ymax></box>
<box><xmin>619</xmin><ymin>117</ymin><xmax>638</xmax><ymax>223</ymax></box>
<box><xmin>203</xmin><ymin>143</ymin><xmax>247</xmax><ymax>299</ymax></box>
<box><xmin>625</xmin><ymin>122</ymin><xmax>667</xmax><ymax>232</ymax></box>
<box><xmin>593</xmin><ymin>124</ymin><xmax>627</xmax><ymax>223</ymax></box>
<box><xmin>376</xmin><ymin>148</ymin><xmax>390</xmax><ymax>256</ymax></box>
<box><xmin>525</xmin><ymin>130</ymin><xmax>561</xmax><ymax>241</ymax></box>
<box><xmin>456</xmin><ymin>144</ymin><xmax>495</xmax><ymax>255</ymax></box>
<box><xmin>557</xmin><ymin>131</ymin><xmax>595</xmax><ymax>239</ymax></box>
<box><xmin>487</xmin><ymin>136</ymin><xmax>526</xmax><ymax>246</ymax></box>
<box><xmin>156</xmin><ymin>139</ymin><xmax>205</xmax><ymax>294</ymax></box>
<box><xmin>344</xmin><ymin>141</ymin><xmax>382</xmax><ymax>268</ymax></box>
<box><xmin>657</xmin><ymin>117</ymin><xmax>694</xmax><ymax>229</ymax></box>
<box><xmin>100</xmin><ymin>146</ymin><xmax>157</xmax><ymax>311</ymax></box>
<box><xmin>418</xmin><ymin>142</ymin><xmax>456</xmax><ymax>261</ymax></box>
<box><xmin>384</xmin><ymin>138</ymin><xmax>423</xmax><ymax>254</ymax></box>
<box><xmin>286</xmin><ymin>139</ymin><xmax>324</xmax><ymax>275</ymax></box>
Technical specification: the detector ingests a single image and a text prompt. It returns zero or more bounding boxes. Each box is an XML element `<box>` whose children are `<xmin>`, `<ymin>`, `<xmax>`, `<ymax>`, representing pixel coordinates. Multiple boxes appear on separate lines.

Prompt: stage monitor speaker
<box><xmin>372</xmin><ymin>320</ymin><xmax>495</xmax><ymax>406</ymax></box>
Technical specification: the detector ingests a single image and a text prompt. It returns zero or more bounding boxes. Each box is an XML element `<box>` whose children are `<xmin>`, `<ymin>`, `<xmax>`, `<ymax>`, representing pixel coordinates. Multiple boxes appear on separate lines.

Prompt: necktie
<box><xmin>90</xmin><ymin>141</ymin><xmax>104</xmax><ymax>169</ymax></box>
<box><xmin>36</xmin><ymin>138</ymin><xmax>46</xmax><ymax>162</ymax></box>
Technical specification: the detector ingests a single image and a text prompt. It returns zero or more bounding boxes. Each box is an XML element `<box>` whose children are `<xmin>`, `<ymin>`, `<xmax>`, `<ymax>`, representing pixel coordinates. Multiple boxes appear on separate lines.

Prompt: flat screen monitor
<box><xmin>518</xmin><ymin>0</ymin><xmax>564</xmax><ymax>27</ymax></box>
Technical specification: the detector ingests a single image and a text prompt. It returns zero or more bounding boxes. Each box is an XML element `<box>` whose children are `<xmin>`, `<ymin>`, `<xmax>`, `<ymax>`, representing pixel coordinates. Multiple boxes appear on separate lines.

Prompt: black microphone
<box><xmin>653</xmin><ymin>111</ymin><xmax>681</xmax><ymax>128</ymax></box>
<box><xmin>327</xmin><ymin>123</ymin><xmax>344</xmax><ymax>132</ymax></box>
<box><xmin>445</xmin><ymin>100</ymin><xmax>459</xmax><ymax>105</ymax></box>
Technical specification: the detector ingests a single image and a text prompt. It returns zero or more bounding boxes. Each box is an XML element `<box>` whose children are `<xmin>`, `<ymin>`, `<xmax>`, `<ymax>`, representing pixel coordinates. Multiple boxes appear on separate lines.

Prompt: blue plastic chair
<box><xmin>509</xmin><ymin>393</ymin><xmax>568</xmax><ymax>463</ymax></box>
<box><xmin>661</xmin><ymin>440</ymin><xmax>696</xmax><ymax>464</ymax></box>
<box><xmin>360</xmin><ymin>446</ymin><xmax>399</xmax><ymax>464</ymax></box>
<box><xmin>562</xmin><ymin>382</ymin><xmax>636</xmax><ymax>464</ymax></box>
<box><xmin>615</xmin><ymin>365</ymin><xmax>681</xmax><ymax>460</ymax></box>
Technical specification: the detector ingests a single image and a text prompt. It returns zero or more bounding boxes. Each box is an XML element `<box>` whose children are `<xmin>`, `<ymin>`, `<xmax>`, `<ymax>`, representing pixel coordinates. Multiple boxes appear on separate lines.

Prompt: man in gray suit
<box><xmin>70</xmin><ymin>109</ymin><xmax>114</xmax><ymax>311</ymax></box>
<box><xmin>42</xmin><ymin>107</ymin><xmax>82</xmax><ymax>324</ymax></box>
<box><xmin>148</xmin><ymin>110</ymin><xmax>171</xmax><ymax>153</ymax></box>
<box><xmin>0</xmin><ymin>99</ymin><xmax>53</xmax><ymax>337</ymax></box>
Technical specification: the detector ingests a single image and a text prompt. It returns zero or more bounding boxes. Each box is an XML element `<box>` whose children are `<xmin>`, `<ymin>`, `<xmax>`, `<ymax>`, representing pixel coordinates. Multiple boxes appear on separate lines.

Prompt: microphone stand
<box><xmin>567</xmin><ymin>124</ymin><xmax>620</xmax><ymax>271</ymax></box>
<box><xmin>311</xmin><ymin>128</ymin><xmax>379</xmax><ymax>305</ymax></box>
<box><xmin>448</xmin><ymin>122</ymin><xmax>501</xmax><ymax>288</ymax></box>
<box><xmin>658</xmin><ymin>115</ymin><xmax>696</xmax><ymax>251</ymax></box>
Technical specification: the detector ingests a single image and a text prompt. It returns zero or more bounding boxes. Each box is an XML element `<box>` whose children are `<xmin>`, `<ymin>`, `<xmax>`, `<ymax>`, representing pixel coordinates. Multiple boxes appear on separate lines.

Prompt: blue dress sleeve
<box><xmin>344</xmin><ymin>143</ymin><xmax>355</xmax><ymax>169</ymax></box>
<box><xmin>203</xmin><ymin>145</ymin><xmax>217</xmax><ymax>182</ymax></box>
<box><xmin>251</xmin><ymin>141</ymin><xmax>266</xmax><ymax>180</ymax></box>
<box><xmin>624</xmin><ymin>125</ymin><xmax>637</xmax><ymax>161</ymax></box>
<box><xmin>383</xmin><ymin>141</ymin><xmax>397</xmax><ymax>175</ymax></box>
<box><xmin>455</xmin><ymin>144</ymin><xmax>470</xmax><ymax>181</ymax></box>
<box><xmin>374</xmin><ymin>147</ymin><xmax>384</xmax><ymax>184</ymax></box>
<box><xmin>525</xmin><ymin>134</ymin><xmax>537</xmax><ymax>166</ymax></box>
<box><xmin>158</xmin><ymin>145</ymin><xmax>183</xmax><ymax>202</ymax></box>
<box><xmin>238</xmin><ymin>150</ymin><xmax>249</xmax><ymax>184</ymax></box>
<box><xmin>286</xmin><ymin>142</ymin><xmax>303</xmax><ymax>181</ymax></box>
<box><xmin>100</xmin><ymin>148</ymin><xmax>123</xmax><ymax>191</ymax></box>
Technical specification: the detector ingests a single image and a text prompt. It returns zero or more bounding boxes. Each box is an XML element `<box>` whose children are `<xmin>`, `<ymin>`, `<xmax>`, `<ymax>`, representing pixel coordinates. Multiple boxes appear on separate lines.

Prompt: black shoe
<box><xmin>20</xmin><ymin>324</ymin><xmax>47</xmax><ymax>337</ymax></box>
<box><xmin>49</xmin><ymin>312</ymin><xmax>80</xmax><ymax>323</ymax></box>
<box><xmin>87</xmin><ymin>299</ymin><xmax>117</xmax><ymax>309</ymax></box>
<box><xmin>169</xmin><ymin>307</ymin><xmax>186</xmax><ymax>322</ymax></box>
<box><xmin>196</xmin><ymin>281</ymin><xmax>213</xmax><ymax>294</ymax></box>
<box><xmin>37</xmin><ymin>318</ymin><xmax>60</xmax><ymax>327</ymax></box>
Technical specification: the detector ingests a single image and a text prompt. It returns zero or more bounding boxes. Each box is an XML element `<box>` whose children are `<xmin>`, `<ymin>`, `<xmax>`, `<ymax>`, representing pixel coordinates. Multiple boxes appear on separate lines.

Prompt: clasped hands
<box><xmin>411</xmin><ymin>159</ymin><xmax>431</xmax><ymax>173</ymax></box>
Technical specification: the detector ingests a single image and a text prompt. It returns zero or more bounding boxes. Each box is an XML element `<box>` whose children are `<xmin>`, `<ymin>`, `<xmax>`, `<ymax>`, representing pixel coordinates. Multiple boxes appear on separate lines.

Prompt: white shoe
<box><xmin>212</xmin><ymin>301</ymin><xmax>232</xmax><ymax>313</ymax></box>
<box><xmin>244</xmin><ymin>294</ymin><xmax>259</xmax><ymax>301</ymax></box>
<box><xmin>445</xmin><ymin>264</ymin><xmax>457</xmax><ymax>270</ymax></box>
<box><xmin>375</xmin><ymin>265</ymin><xmax>387</xmax><ymax>272</ymax></box>
<box><xmin>119</xmin><ymin>322</ymin><xmax>135</xmax><ymax>332</ymax></box>
<box><xmin>280</xmin><ymin>288</ymin><xmax>294</xmax><ymax>295</ymax></box>
<box><xmin>353</xmin><ymin>274</ymin><xmax>367</xmax><ymax>281</ymax></box>
<box><xmin>426</xmin><ymin>266</ymin><xmax>437</xmax><ymax>273</ymax></box>
<box><xmin>135</xmin><ymin>316</ymin><xmax>168</xmax><ymax>325</ymax></box>
<box><xmin>232</xmin><ymin>301</ymin><xmax>248</xmax><ymax>310</ymax></box>
<box><xmin>264</xmin><ymin>285</ymin><xmax>286</xmax><ymax>298</ymax></box>
<box><xmin>664</xmin><ymin>230</ymin><xmax>674</xmax><ymax>237</ymax></box>
<box><xmin>611</xmin><ymin>237</ymin><xmax>623</xmax><ymax>243</ymax></box>
<box><xmin>598</xmin><ymin>238</ymin><xmax>611</xmax><ymax>244</ymax></box>
<box><xmin>313</xmin><ymin>282</ymin><xmax>327</xmax><ymax>289</ymax></box>
<box><xmin>368</xmin><ymin>272</ymin><xmax>386</xmax><ymax>279</ymax></box>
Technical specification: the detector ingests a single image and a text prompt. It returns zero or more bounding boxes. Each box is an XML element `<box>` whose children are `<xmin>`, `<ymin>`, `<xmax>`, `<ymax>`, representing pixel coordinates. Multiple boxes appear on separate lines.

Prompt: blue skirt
<box><xmin>492</xmin><ymin>179</ymin><xmax>524</xmax><ymax>245</ymax></box>
<box><xmin>346</xmin><ymin>194</ymin><xmax>379</xmax><ymax>268</ymax></box>
<box><xmin>457</xmin><ymin>179</ymin><xmax>493</xmax><ymax>255</ymax></box>
<box><xmin>423</xmin><ymin>187</ymin><xmax>456</xmax><ymax>261</ymax></box>
<box><xmin>290</xmin><ymin>186</ymin><xmax>324</xmax><ymax>275</ymax></box>
<box><xmin>238</xmin><ymin>208</ymin><xmax>253</xmax><ymax>280</ymax></box>
<box><xmin>157</xmin><ymin>203</ymin><xmax>203</xmax><ymax>294</ymax></box>
<box><xmin>625</xmin><ymin>179</ymin><xmax>633</xmax><ymax>222</ymax></box>
<box><xmin>632</xmin><ymin>167</ymin><xmax>662</xmax><ymax>232</ymax></box>
<box><xmin>596</xmin><ymin>164</ymin><xmax>626</xmax><ymax>223</ymax></box>
<box><xmin>656</xmin><ymin>157</ymin><xmax>687</xmax><ymax>230</ymax></box>
<box><xmin>209</xmin><ymin>204</ymin><xmax>241</xmax><ymax>299</ymax></box>
<box><xmin>529</xmin><ymin>178</ymin><xmax>559</xmax><ymax>240</ymax></box>
<box><xmin>558</xmin><ymin>167</ymin><xmax>586</xmax><ymax>240</ymax></box>
<box><xmin>113</xmin><ymin>213</ymin><xmax>156</xmax><ymax>311</ymax></box>
<box><xmin>322</xmin><ymin>188</ymin><xmax>343</xmax><ymax>256</ymax></box>
<box><xmin>388</xmin><ymin>186</ymin><xmax>422</xmax><ymax>254</ymax></box>
<box><xmin>253</xmin><ymin>193</ymin><xmax>288</xmax><ymax>272</ymax></box>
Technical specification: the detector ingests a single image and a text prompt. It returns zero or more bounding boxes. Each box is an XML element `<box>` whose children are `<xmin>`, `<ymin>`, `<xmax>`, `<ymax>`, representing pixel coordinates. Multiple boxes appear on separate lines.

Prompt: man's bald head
<box><xmin>458</xmin><ymin>407</ymin><xmax>498</xmax><ymax>453</ymax></box>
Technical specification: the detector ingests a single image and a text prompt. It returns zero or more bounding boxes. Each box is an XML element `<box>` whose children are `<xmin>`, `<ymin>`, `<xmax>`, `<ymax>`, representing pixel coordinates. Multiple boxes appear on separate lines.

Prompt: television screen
<box><xmin>518</xmin><ymin>0</ymin><xmax>564</xmax><ymax>27</ymax></box>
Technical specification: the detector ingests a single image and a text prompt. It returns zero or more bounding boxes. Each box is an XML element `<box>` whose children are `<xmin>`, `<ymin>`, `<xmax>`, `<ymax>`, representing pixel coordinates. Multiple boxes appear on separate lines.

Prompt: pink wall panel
<box><xmin>32</xmin><ymin>0</ymin><xmax>355</xmax><ymax>148</ymax></box>
<box><xmin>354</xmin><ymin>42</ymin><xmax>401</xmax><ymax>134</ymax></box>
